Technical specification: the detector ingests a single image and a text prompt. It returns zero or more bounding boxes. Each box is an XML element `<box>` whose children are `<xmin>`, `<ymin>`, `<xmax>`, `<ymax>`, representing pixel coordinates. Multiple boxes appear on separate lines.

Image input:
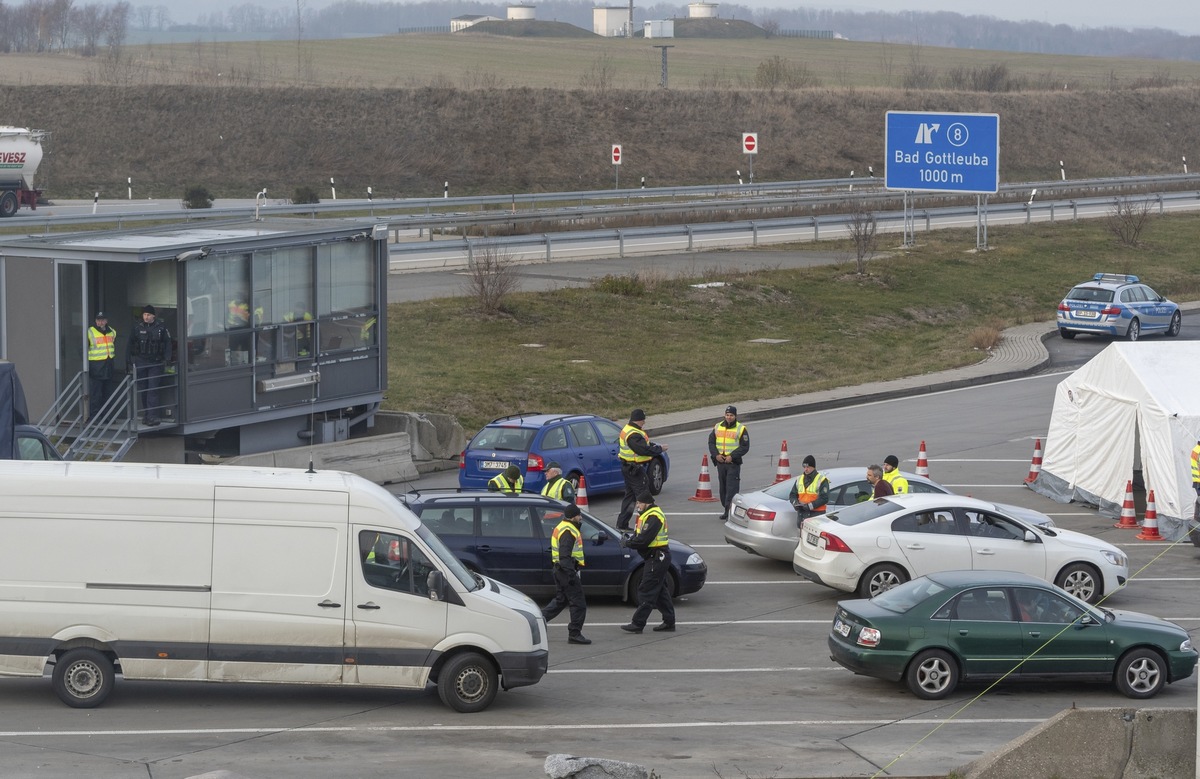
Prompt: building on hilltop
<box><xmin>593</xmin><ymin>6</ymin><xmax>629</xmax><ymax>36</ymax></box>
<box><xmin>688</xmin><ymin>2</ymin><xmax>718</xmax><ymax>18</ymax></box>
<box><xmin>507</xmin><ymin>4</ymin><xmax>536</xmax><ymax>21</ymax></box>
<box><xmin>451</xmin><ymin>14</ymin><xmax>500</xmax><ymax>32</ymax></box>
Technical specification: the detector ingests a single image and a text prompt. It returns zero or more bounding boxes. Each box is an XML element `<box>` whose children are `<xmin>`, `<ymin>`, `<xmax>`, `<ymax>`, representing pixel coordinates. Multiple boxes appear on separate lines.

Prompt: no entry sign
<box><xmin>742</xmin><ymin>133</ymin><xmax>758</xmax><ymax>155</ymax></box>
<box><xmin>611</xmin><ymin>144</ymin><xmax>622</xmax><ymax>165</ymax></box>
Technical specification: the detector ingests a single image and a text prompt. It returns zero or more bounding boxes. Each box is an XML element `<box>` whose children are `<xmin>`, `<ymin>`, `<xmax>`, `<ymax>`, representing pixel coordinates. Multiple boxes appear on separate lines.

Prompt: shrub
<box><xmin>593</xmin><ymin>273</ymin><xmax>646</xmax><ymax>296</ymax></box>
<box><xmin>292</xmin><ymin>186</ymin><xmax>320</xmax><ymax>205</ymax></box>
<box><xmin>182</xmin><ymin>185</ymin><xmax>213</xmax><ymax>209</ymax></box>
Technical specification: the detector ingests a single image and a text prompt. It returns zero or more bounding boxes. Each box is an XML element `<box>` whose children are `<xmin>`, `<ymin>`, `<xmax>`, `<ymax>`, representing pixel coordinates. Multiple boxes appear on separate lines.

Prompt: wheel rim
<box><xmin>452</xmin><ymin>665</ymin><xmax>489</xmax><ymax>704</ymax></box>
<box><xmin>1128</xmin><ymin>321</ymin><xmax>1140</xmax><ymax>340</ymax></box>
<box><xmin>64</xmin><ymin>659</ymin><xmax>104</xmax><ymax>699</ymax></box>
<box><xmin>916</xmin><ymin>657</ymin><xmax>952</xmax><ymax>695</ymax></box>
<box><xmin>869</xmin><ymin>570</ymin><xmax>902</xmax><ymax>597</ymax></box>
<box><xmin>1170</xmin><ymin>313</ymin><xmax>1181</xmax><ymax>335</ymax></box>
<box><xmin>1061</xmin><ymin>570</ymin><xmax>1095</xmax><ymax>602</ymax></box>
<box><xmin>1125</xmin><ymin>656</ymin><xmax>1161</xmax><ymax>694</ymax></box>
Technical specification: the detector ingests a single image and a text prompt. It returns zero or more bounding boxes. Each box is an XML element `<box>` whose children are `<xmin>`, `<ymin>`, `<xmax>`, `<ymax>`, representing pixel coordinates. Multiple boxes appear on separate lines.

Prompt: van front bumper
<box><xmin>497</xmin><ymin>649</ymin><xmax>548</xmax><ymax>689</ymax></box>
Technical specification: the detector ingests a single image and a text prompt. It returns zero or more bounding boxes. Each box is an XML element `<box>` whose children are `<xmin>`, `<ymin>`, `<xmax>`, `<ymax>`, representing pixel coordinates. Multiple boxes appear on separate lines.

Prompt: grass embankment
<box><xmin>385</xmin><ymin>214</ymin><xmax>1200</xmax><ymax>433</ymax></box>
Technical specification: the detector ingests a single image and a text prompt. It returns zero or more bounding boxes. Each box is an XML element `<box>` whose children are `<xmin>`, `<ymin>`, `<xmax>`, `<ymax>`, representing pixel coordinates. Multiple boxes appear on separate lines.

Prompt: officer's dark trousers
<box><xmin>616</xmin><ymin>462</ymin><xmax>648</xmax><ymax>530</ymax></box>
<box><xmin>715</xmin><ymin>460</ymin><xmax>741</xmax><ymax>511</ymax></box>
<box><xmin>542</xmin><ymin>566</ymin><xmax>586</xmax><ymax>636</ymax></box>
<box><xmin>135</xmin><ymin>361</ymin><xmax>164</xmax><ymax>421</ymax></box>
<box><xmin>630</xmin><ymin>549</ymin><xmax>674</xmax><ymax>628</ymax></box>
<box><xmin>87</xmin><ymin>365</ymin><xmax>112</xmax><ymax>420</ymax></box>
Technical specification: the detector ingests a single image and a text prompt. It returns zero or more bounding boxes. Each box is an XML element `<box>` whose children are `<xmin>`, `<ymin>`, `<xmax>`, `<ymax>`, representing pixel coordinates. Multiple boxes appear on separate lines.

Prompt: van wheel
<box><xmin>53</xmin><ymin>648</ymin><xmax>115</xmax><ymax>708</ymax></box>
<box><xmin>437</xmin><ymin>652</ymin><xmax>497</xmax><ymax>713</ymax></box>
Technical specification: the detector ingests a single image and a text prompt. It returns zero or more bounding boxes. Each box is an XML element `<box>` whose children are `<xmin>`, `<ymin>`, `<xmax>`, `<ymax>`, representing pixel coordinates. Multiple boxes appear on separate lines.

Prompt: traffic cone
<box><xmin>774</xmin><ymin>440</ymin><xmax>792</xmax><ymax>484</ymax></box>
<box><xmin>1114</xmin><ymin>480</ymin><xmax>1139</xmax><ymax>529</ymax></box>
<box><xmin>1023</xmin><ymin>438</ymin><xmax>1043</xmax><ymax>484</ymax></box>
<box><xmin>688</xmin><ymin>454</ymin><xmax>719</xmax><ymax>502</ymax></box>
<box><xmin>915</xmin><ymin>441</ymin><xmax>929</xmax><ymax>477</ymax></box>
<box><xmin>1136</xmin><ymin>489</ymin><xmax>1163</xmax><ymax>540</ymax></box>
<box><xmin>575</xmin><ymin>473</ymin><xmax>589</xmax><ymax>510</ymax></box>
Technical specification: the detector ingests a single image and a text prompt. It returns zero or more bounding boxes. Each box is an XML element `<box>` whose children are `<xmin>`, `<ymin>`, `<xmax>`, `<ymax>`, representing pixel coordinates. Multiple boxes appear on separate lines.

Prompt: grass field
<box><xmin>385</xmin><ymin>212</ymin><xmax>1200</xmax><ymax>432</ymax></box>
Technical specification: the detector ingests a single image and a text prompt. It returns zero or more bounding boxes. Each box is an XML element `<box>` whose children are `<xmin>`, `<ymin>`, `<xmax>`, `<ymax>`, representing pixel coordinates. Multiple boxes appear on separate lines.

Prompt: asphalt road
<box><xmin>4</xmin><ymin>371</ymin><xmax>1197</xmax><ymax>779</ymax></box>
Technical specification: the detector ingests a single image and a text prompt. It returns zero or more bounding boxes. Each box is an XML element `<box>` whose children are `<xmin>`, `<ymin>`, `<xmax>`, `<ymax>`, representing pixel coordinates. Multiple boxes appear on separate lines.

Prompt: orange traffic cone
<box><xmin>1114</xmin><ymin>480</ymin><xmax>1139</xmax><ymax>529</ymax></box>
<box><xmin>688</xmin><ymin>454</ymin><xmax>719</xmax><ymax>502</ymax></box>
<box><xmin>1136</xmin><ymin>489</ymin><xmax>1163</xmax><ymax>540</ymax></box>
<box><xmin>915</xmin><ymin>441</ymin><xmax>929</xmax><ymax>477</ymax></box>
<box><xmin>1023</xmin><ymin>438</ymin><xmax>1043</xmax><ymax>484</ymax></box>
<box><xmin>774</xmin><ymin>440</ymin><xmax>792</xmax><ymax>484</ymax></box>
<box><xmin>575</xmin><ymin>473</ymin><xmax>589</xmax><ymax>510</ymax></box>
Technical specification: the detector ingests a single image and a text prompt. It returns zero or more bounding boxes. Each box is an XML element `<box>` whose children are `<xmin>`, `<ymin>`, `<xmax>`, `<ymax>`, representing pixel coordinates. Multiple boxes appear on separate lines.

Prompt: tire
<box><xmin>857</xmin><ymin>563</ymin><xmax>908</xmax><ymax>599</ymax></box>
<box><xmin>905</xmin><ymin>649</ymin><xmax>959</xmax><ymax>700</ymax></box>
<box><xmin>646</xmin><ymin>458</ymin><xmax>667</xmax><ymax>495</ymax></box>
<box><xmin>52</xmin><ymin>648</ymin><xmax>115</xmax><ymax>708</ymax></box>
<box><xmin>567</xmin><ymin>471</ymin><xmax>582</xmax><ymax>491</ymax></box>
<box><xmin>1058</xmin><ymin>328</ymin><xmax>1076</xmax><ymax>340</ymax></box>
<box><xmin>0</xmin><ymin>191</ymin><xmax>19</xmax><ymax>218</ymax></box>
<box><xmin>1125</xmin><ymin>318</ymin><xmax>1140</xmax><ymax>341</ymax></box>
<box><xmin>1115</xmin><ymin>648</ymin><xmax>1166</xmax><ymax>699</ymax></box>
<box><xmin>1055</xmin><ymin>562</ymin><xmax>1101</xmax><ymax>604</ymax></box>
<box><xmin>437</xmin><ymin>651</ymin><xmax>498</xmax><ymax>713</ymax></box>
<box><xmin>1166</xmin><ymin>311</ymin><xmax>1182</xmax><ymax>338</ymax></box>
<box><xmin>626</xmin><ymin>564</ymin><xmax>679</xmax><ymax>602</ymax></box>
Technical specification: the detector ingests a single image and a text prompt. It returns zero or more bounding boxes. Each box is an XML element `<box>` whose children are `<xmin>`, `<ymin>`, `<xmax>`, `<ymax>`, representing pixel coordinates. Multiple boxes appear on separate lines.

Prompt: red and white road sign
<box><xmin>611</xmin><ymin>144</ymin><xmax>622</xmax><ymax>165</ymax></box>
<box><xmin>742</xmin><ymin>132</ymin><xmax>758</xmax><ymax>155</ymax></box>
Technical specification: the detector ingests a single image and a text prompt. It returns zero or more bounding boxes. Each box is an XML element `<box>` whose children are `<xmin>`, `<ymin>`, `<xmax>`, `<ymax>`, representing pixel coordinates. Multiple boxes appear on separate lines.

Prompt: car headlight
<box><xmin>1181</xmin><ymin>639</ymin><xmax>1194</xmax><ymax>653</ymax></box>
<box><xmin>685</xmin><ymin>553</ymin><xmax>704</xmax><ymax>566</ymax></box>
<box><xmin>1103</xmin><ymin>550</ymin><xmax>1127</xmax><ymax>567</ymax></box>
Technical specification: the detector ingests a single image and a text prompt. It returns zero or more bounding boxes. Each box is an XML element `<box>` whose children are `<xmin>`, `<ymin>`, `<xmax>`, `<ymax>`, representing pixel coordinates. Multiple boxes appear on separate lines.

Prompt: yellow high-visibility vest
<box><xmin>635</xmin><ymin>505</ymin><xmax>669</xmax><ymax>548</ymax></box>
<box><xmin>712</xmin><ymin>421</ymin><xmax>746</xmax><ymax>455</ymax></box>
<box><xmin>87</xmin><ymin>327</ymin><xmax>116</xmax><ymax>361</ymax></box>
<box><xmin>619</xmin><ymin>424</ymin><xmax>652</xmax><ymax>464</ymax></box>
<box><xmin>551</xmin><ymin>521</ymin><xmax>584</xmax><ymax>567</ymax></box>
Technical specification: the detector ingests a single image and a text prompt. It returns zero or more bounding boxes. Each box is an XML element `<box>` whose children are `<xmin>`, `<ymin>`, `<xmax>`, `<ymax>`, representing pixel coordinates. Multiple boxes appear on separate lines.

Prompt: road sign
<box><xmin>885</xmin><ymin>111</ymin><xmax>998</xmax><ymax>194</ymax></box>
<box><xmin>611</xmin><ymin>144</ymin><xmax>622</xmax><ymax>165</ymax></box>
<box><xmin>742</xmin><ymin>132</ymin><xmax>758</xmax><ymax>155</ymax></box>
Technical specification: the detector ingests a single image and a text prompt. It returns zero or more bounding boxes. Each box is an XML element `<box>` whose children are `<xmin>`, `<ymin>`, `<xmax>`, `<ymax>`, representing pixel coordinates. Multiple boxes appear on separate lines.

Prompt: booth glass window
<box><xmin>185</xmin><ymin>254</ymin><xmax>252</xmax><ymax>371</ymax></box>
<box><xmin>318</xmin><ymin>242</ymin><xmax>374</xmax><ymax>315</ymax></box>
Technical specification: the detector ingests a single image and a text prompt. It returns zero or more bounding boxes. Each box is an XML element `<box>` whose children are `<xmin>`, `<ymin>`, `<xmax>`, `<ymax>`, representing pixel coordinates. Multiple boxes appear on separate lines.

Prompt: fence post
<box><xmin>544</xmin><ymin>235</ymin><xmax>552</xmax><ymax>263</ymax></box>
<box><xmin>617</xmin><ymin>229</ymin><xmax>624</xmax><ymax>258</ymax></box>
<box><xmin>812</xmin><ymin>217</ymin><xmax>819</xmax><ymax>242</ymax></box>
<box><xmin>686</xmin><ymin>225</ymin><xmax>694</xmax><ymax>251</ymax></box>
<box><xmin>750</xmin><ymin>221</ymin><xmax>758</xmax><ymax>247</ymax></box>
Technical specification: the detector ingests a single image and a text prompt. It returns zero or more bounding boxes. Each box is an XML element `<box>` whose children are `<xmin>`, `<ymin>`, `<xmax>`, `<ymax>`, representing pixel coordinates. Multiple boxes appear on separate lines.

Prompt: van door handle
<box><xmin>317</xmin><ymin>599</ymin><xmax>342</xmax><ymax>608</ymax></box>
<box><xmin>357</xmin><ymin>602</ymin><xmax>381</xmax><ymax>610</ymax></box>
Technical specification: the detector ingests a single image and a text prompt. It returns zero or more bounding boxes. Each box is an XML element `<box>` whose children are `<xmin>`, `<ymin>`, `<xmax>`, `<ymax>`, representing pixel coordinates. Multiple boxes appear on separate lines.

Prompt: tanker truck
<box><xmin>0</xmin><ymin>127</ymin><xmax>48</xmax><ymax>218</ymax></box>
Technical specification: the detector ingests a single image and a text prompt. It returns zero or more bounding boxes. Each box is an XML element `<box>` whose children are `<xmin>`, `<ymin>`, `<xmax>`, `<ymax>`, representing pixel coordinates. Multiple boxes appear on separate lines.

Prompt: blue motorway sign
<box><xmin>885</xmin><ymin>111</ymin><xmax>999</xmax><ymax>194</ymax></box>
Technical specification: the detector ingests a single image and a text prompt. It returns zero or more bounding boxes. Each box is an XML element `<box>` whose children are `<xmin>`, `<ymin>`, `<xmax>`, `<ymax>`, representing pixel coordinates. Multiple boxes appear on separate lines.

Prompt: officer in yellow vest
<box><xmin>620</xmin><ymin>491</ymin><xmax>675</xmax><ymax>633</ymax></box>
<box><xmin>789</xmin><ymin>454</ymin><xmax>830</xmax><ymax>526</ymax></box>
<box><xmin>709</xmin><ymin>405</ymin><xmax>749</xmax><ymax>521</ymax></box>
<box><xmin>540</xmin><ymin>461</ymin><xmax>576</xmax><ymax>503</ymax></box>
<box><xmin>488</xmin><ymin>464</ymin><xmax>523</xmax><ymax>494</ymax></box>
<box><xmin>86</xmin><ymin>312</ymin><xmax>116</xmax><ymax>420</ymax></box>
<box><xmin>1191</xmin><ymin>441</ymin><xmax>1200</xmax><ymax>532</ymax></box>
<box><xmin>541</xmin><ymin>503</ymin><xmax>590</xmax><ymax>644</ymax></box>
<box><xmin>881</xmin><ymin>455</ymin><xmax>909</xmax><ymax>494</ymax></box>
<box><xmin>616</xmin><ymin>409</ymin><xmax>667</xmax><ymax>530</ymax></box>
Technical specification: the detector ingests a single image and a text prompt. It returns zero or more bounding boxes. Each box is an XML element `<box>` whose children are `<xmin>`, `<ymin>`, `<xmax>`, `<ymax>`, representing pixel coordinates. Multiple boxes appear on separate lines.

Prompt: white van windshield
<box><xmin>416</xmin><ymin>525</ymin><xmax>479</xmax><ymax>591</ymax></box>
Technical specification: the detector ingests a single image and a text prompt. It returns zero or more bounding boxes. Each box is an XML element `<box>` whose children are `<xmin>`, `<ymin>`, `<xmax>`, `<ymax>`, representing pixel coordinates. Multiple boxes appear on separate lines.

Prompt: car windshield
<box><xmin>823</xmin><ymin>498</ymin><xmax>899</xmax><ymax>526</ymax></box>
<box><xmin>1066</xmin><ymin>286</ymin><xmax>1114</xmax><ymax>303</ymax></box>
<box><xmin>468</xmin><ymin>426</ymin><xmax>536</xmax><ymax>452</ymax></box>
<box><xmin>871</xmin><ymin>576</ymin><xmax>950</xmax><ymax>613</ymax></box>
<box><xmin>416</xmin><ymin>524</ymin><xmax>480</xmax><ymax>591</ymax></box>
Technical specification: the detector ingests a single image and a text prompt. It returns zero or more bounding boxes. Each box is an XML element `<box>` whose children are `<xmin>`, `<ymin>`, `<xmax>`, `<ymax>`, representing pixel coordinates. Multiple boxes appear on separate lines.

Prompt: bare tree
<box><xmin>103</xmin><ymin>1</ymin><xmax>129</xmax><ymax>51</ymax></box>
<box><xmin>73</xmin><ymin>2</ymin><xmax>104</xmax><ymax>55</ymax></box>
<box><xmin>846</xmin><ymin>197</ymin><xmax>879</xmax><ymax>275</ymax></box>
<box><xmin>461</xmin><ymin>243</ymin><xmax>520</xmax><ymax>316</ymax></box>
<box><xmin>1106</xmin><ymin>196</ymin><xmax>1153</xmax><ymax>248</ymax></box>
<box><xmin>579</xmin><ymin>52</ymin><xmax>616</xmax><ymax>93</ymax></box>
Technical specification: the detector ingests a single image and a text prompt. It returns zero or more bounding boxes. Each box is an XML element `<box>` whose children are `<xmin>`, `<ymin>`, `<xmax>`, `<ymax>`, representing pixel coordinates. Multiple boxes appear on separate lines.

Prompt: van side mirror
<box><xmin>427</xmin><ymin>570</ymin><xmax>444</xmax><ymax>602</ymax></box>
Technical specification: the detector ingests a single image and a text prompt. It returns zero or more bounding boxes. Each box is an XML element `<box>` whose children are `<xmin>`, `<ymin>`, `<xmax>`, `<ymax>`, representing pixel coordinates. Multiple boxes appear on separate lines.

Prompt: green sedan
<box><xmin>828</xmin><ymin>570</ymin><xmax>1197</xmax><ymax>700</ymax></box>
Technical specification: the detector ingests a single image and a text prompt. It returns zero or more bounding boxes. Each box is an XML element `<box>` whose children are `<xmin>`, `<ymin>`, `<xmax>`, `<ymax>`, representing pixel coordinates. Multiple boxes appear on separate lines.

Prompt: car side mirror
<box><xmin>1078</xmin><ymin>614</ymin><xmax>1096</xmax><ymax>627</ymax></box>
<box><xmin>427</xmin><ymin>570</ymin><xmax>444</xmax><ymax>602</ymax></box>
<box><xmin>1024</xmin><ymin>530</ymin><xmax>1037</xmax><ymax>543</ymax></box>
<box><xmin>594</xmin><ymin>531</ymin><xmax>610</xmax><ymax>545</ymax></box>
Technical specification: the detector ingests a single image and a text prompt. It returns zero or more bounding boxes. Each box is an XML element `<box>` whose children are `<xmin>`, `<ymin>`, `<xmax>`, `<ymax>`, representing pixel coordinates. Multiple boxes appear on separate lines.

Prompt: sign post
<box><xmin>611</xmin><ymin>144</ymin><xmax>622</xmax><ymax>189</ymax></box>
<box><xmin>742</xmin><ymin>132</ymin><xmax>758</xmax><ymax>184</ymax></box>
<box><xmin>885</xmin><ymin>111</ymin><xmax>998</xmax><ymax>248</ymax></box>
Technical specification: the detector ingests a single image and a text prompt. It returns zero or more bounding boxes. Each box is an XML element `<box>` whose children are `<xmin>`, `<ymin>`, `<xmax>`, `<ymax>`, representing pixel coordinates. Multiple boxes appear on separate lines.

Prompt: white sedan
<box><xmin>793</xmin><ymin>493</ymin><xmax>1127</xmax><ymax>603</ymax></box>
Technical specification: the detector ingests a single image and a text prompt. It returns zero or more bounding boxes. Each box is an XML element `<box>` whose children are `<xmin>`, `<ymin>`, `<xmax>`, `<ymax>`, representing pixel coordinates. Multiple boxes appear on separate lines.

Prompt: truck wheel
<box><xmin>0</xmin><ymin>191</ymin><xmax>19</xmax><ymax>218</ymax></box>
<box><xmin>52</xmin><ymin>648</ymin><xmax>115</xmax><ymax>708</ymax></box>
<box><xmin>437</xmin><ymin>651</ymin><xmax>497</xmax><ymax>713</ymax></box>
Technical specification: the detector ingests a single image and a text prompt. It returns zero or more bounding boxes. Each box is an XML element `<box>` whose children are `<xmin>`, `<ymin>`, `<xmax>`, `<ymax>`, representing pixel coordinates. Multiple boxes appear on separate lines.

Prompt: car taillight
<box><xmin>458</xmin><ymin>450</ymin><xmax>466</xmax><ymax>469</ymax></box>
<box><xmin>1100</xmin><ymin>306</ymin><xmax>1121</xmax><ymax>316</ymax></box>
<box><xmin>857</xmin><ymin>627</ymin><xmax>881</xmax><ymax>647</ymax></box>
<box><xmin>746</xmin><ymin>508</ymin><xmax>776</xmax><ymax>521</ymax></box>
<box><xmin>1057</xmin><ymin>302</ymin><xmax>1070</xmax><ymax>311</ymax></box>
<box><xmin>820</xmin><ymin>531</ymin><xmax>853</xmax><ymax>553</ymax></box>
<box><xmin>527</xmin><ymin>453</ymin><xmax>544</xmax><ymax>472</ymax></box>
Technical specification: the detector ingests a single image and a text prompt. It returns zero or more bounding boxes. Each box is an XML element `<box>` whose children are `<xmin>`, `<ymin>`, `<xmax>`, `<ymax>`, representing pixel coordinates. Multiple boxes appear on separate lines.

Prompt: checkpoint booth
<box><xmin>0</xmin><ymin>218</ymin><xmax>388</xmax><ymax>462</ymax></box>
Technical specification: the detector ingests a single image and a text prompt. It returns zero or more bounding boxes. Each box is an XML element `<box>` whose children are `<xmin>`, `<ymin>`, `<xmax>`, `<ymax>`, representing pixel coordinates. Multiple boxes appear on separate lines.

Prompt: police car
<box><xmin>1056</xmin><ymin>273</ymin><xmax>1181</xmax><ymax>341</ymax></box>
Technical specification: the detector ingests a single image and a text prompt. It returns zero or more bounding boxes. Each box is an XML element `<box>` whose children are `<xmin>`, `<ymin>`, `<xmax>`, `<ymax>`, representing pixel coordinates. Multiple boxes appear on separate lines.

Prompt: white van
<box><xmin>0</xmin><ymin>460</ymin><xmax>548</xmax><ymax>712</ymax></box>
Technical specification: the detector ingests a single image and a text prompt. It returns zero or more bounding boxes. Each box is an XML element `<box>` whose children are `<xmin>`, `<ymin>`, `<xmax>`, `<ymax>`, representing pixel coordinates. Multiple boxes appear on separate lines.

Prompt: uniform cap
<box><xmin>636</xmin><ymin>490</ymin><xmax>654</xmax><ymax>504</ymax></box>
<box><xmin>546</xmin><ymin>461</ymin><xmax>561</xmax><ymax>471</ymax></box>
<box><xmin>94</xmin><ymin>311</ymin><xmax>107</xmax><ymax>319</ymax></box>
<box><xmin>504</xmin><ymin>464</ymin><xmax>521</xmax><ymax>478</ymax></box>
<box><xmin>802</xmin><ymin>455</ymin><xmax>817</xmax><ymax>468</ymax></box>
<box><xmin>142</xmin><ymin>304</ymin><xmax>156</xmax><ymax>315</ymax></box>
<box><xmin>884</xmin><ymin>454</ymin><xmax>899</xmax><ymax>468</ymax></box>
<box><xmin>564</xmin><ymin>503</ymin><xmax>581</xmax><ymax>518</ymax></box>
<box><xmin>630</xmin><ymin>408</ymin><xmax>646</xmax><ymax>422</ymax></box>
<box><xmin>725</xmin><ymin>405</ymin><xmax>737</xmax><ymax>415</ymax></box>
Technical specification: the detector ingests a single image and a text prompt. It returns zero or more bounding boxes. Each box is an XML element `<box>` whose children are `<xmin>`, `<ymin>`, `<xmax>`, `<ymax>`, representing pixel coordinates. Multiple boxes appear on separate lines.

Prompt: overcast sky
<box><xmin>148</xmin><ymin>0</ymin><xmax>1200</xmax><ymax>37</ymax></box>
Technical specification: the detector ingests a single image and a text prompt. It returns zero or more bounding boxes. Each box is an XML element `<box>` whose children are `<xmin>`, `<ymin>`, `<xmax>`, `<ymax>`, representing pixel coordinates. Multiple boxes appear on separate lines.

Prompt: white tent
<box><xmin>1028</xmin><ymin>342</ymin><xmax>1200</xmax><ymax>541</ymax></box>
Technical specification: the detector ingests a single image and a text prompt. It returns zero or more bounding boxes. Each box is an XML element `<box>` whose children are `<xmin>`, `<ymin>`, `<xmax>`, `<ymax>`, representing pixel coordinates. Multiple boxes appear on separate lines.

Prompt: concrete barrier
<box><xmin>226</xmin><ymin>431</ymin><xmax>419</xmax><ymax>484</ymax></box>
<box><xmin>959</xmin><ymin>707</ymin><xmax>1196</xmax><ymax>779</ymax></box>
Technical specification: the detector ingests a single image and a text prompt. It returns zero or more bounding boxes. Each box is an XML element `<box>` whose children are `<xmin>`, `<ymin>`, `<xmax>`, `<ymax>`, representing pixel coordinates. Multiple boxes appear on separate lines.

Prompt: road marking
<box><xmin>0</xmin><ymin>718</ymin><xmax>1051</xmax><ymax>738</ymax></box>
<box><xmin>551</xmin><ymin>666</ymin><xmax>841</xmax><ymax>673</ymax></box>
<box><xmin>549</xmin><ymin>619</ymin><xmax>831</xmax><ymax>628</ymax></box>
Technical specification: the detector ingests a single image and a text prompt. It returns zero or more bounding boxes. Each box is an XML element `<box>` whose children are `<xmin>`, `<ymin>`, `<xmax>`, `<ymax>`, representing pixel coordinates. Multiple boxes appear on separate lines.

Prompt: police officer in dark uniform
<box><xmin>620</xmin><ymin>491</ymin><xmax>675</xmax><ymax>634</ymax></box>
<box><xmin>127</xmin><ymin>304</ymin><xmax>173</xmax><ymax>426</ymax></box>
<box><xmin>541</xmin><ymin>503</ymin><xmax>590</xmax><ymax>645</ymax></box>
<box><xmin>616</xmin><ymin>409</ymin><xmax>667</xmax><ymax>531</ymax></box>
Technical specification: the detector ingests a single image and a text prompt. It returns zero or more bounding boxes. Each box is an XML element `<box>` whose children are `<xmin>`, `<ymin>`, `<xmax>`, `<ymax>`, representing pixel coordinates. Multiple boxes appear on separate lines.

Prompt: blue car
<box><xmin>458</xmin><ymin>412</ymin><xmax>669</xmax><ymax>496</ymax></box>
<box><xmin>400</xmin><ymin>490</ymin><xmax>706</xmax><ymax>601</ymax></box>
<box><xmin>1056</xmin><ymin>273</ymin><xmax>1181</xmax><ymax>341</ymax></box>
